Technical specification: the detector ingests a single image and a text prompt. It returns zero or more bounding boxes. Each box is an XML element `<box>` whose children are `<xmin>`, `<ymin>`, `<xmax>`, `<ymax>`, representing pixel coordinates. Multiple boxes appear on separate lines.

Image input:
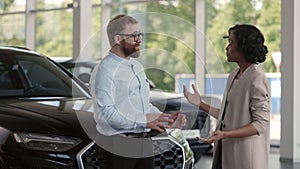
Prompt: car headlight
<box><xmin>13</xmin><ymin>132</ymin><xmax>82</xmax><ymax>152</ymax></box>
<box><xmin>166</xmin><ymin>129</ymin><xmax>194</xmax><ymax>161</ymax></box>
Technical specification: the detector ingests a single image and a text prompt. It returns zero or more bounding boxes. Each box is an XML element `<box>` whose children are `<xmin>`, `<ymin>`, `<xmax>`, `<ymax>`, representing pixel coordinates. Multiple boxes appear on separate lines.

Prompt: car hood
<box><xmin>150</xmin><ymin>90</ymin><xmax>183</xmax><ymax>101</ymax></box>
<box><xmin>150</xmin><ymin>90</ymin><xmax>199</xmax><ymax>112</ymax></box>
<box><xmin>0</xmin><ymin>97</ymin><xmax>97</xmax><ymax>139</ymax></box>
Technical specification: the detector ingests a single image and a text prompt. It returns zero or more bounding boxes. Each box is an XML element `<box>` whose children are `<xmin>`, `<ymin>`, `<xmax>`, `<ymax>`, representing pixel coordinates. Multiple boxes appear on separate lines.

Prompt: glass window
<box><xmin>35</xmin><ymin>10</ymin><xmax>73</xmax><ymax>57</ymax></box>
<box><xmin>91</xmin><ymin>5</ymin><xmax>102</xmax><ymax>59</ymax></box>
<box><xmin>0</xmin><ymin>0</ymin><xmax>25</xmax><ymax>13</ymax></box>
<box><xmin>111</xmin><ymin>2</ymin><xmax>147</xmax><ymax>15</ymax></box>
<box><xmin>92</xmin><ymin>0</ymin><xmax>100</xmax><ymax>4</ymax></box>
<box><xmin>0</xmin><ymin>14</ymin><xmax>25</xmax><ymax>46</ymax></box>
<box><xmin>106</xmin><ymin>0</ymin><xmax>195</xmax><ymax>91</ymax></box>
<box><xmin>0</xmin><ymin>61</ymin><xmax>13</xmax><ymax>89</ymax></box>
<box><xmin>16</xmin><ymin>55</ymin><xmax>84</xmax><ymax>97</ymax></box>
<box><xmin>0</xmin><ymin>52</ymin><xmax>87</xmax><ymax>97</ymax></box>
<box><xmin>36</xmin><ymin>0</ymin><xmax>73</xmax><ymax>9</ymax></box>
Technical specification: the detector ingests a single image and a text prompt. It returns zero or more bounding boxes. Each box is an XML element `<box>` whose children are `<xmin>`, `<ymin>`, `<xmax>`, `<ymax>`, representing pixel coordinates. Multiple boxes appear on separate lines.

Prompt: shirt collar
<box><xmin>109</xmin><ymin>52</ymin><xmax>132</xmax><ymax>67</ymax></box>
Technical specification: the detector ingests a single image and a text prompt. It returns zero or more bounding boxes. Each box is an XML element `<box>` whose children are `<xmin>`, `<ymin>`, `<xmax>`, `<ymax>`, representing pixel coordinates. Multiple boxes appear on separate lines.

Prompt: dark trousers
<box><xmin>212</xmin><ymin>140</ymin><xmax>222</xmax><ymax>169</ymax></box>
<box><xmin>95</xmin><ymin>133</ymin><xmax>154</xmax><ymax>169</ymax></box>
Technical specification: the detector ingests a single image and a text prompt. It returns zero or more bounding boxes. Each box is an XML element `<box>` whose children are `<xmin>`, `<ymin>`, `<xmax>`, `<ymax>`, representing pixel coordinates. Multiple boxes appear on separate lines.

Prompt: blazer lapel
<box><xmin>216</xmin><ymin>68</ymin><xmax>239</xmax><ymax>128</ymax></box>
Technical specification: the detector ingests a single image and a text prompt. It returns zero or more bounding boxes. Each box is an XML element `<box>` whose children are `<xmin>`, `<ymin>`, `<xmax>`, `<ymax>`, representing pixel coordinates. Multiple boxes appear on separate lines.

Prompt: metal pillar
<box><xmin>280</xmin><ymin>0</ymin><xmax>300</xmax><ymax>163</ymax></box>
<box><xmin>194</xmin><ymin>0</ymin><xmax>206</xmax><ymax>94</ymax></box>
<box><xmin>73</xmin><ymin>0</ymin><xmax>92</xmax><ymax>59</ymax></box>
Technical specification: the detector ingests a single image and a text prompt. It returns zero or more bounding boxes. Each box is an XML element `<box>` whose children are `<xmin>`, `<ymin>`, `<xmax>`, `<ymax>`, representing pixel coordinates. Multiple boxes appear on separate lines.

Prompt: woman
<box><xmin>184</xmin><ymin>24</ymin><xmax>270</xmax><ymax>169</ymax></box>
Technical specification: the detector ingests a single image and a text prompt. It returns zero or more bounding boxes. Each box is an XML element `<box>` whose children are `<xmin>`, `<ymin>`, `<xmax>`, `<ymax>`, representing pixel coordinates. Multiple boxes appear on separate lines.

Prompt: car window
<box><xmin>0</xmin><ymin>53</ymin><xmax>88</xmax><ymax>98</ymax></box>
<box><xmin>58</xmin><ymin>59</ymin><xmax>100</xmax><ymax>85</ymax></box>
<box><xmin>20</xmin><ymin>60</ymin><xmax>69</xmax><ymax>90</ymax></box>
<box><xmin>0</xmin><ymin>62</ymin><xmax>14</xmax><ymax>91</ymax></box>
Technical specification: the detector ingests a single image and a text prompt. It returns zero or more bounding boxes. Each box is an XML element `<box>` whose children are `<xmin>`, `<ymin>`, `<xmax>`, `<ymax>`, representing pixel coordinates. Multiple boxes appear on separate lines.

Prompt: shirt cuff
<box><xmin>133</xmin><ymin>114</ymin><xmax>147</xmax><ymax>130</ymax></box>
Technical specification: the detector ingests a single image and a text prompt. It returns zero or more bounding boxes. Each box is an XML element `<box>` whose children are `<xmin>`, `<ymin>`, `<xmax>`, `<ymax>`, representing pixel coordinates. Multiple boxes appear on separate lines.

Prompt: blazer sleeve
<box><xmin>249</xmin><ymin>74</ymin><xmax>271</xmax><ymax>135</ymax></box>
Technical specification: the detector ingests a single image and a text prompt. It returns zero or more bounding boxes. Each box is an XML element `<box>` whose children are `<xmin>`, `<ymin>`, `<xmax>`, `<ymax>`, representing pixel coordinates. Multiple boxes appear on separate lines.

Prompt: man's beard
<box><xmin>120</xmin><ymin>41</ymin><xmax>140</xmax><ymax>58</ymax></box>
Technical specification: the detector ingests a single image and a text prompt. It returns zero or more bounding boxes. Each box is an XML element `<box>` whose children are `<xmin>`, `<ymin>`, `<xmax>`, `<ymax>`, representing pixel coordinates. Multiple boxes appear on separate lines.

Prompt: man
<box><xmin>90</xmin><ymin>14</ymin><xmax>186</xmax><ymax>169</ymax></box>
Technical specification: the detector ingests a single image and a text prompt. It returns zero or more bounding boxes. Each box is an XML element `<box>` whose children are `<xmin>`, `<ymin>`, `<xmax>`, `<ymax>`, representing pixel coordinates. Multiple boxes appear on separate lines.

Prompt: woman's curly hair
<box><xmin>226</xmin><ymin>24</ymin><xmax>268</xmax><ymax>64</ymax></box>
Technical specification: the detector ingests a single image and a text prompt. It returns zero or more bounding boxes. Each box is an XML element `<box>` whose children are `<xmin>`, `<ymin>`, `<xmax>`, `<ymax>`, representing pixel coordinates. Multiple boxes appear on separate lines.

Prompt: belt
<box><xmin>119</xmin><ymin>132</ymin><xmax>149</xmax><ymax>138</ymax></box>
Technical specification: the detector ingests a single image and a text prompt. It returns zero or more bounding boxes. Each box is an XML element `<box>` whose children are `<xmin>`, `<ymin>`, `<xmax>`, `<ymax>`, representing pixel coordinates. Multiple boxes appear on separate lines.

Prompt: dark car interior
<box><xmin>0</xmin><ymin>54</ymin><xmax>74</xmax><ymax>97</ymax></box>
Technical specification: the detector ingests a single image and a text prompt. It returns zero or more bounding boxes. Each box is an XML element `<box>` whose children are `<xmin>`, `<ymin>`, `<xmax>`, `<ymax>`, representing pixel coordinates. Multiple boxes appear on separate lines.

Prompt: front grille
<box><xmin>77</xmin><ymin>142</ymin><xmax>99</xmax><ymax>169</ymax></box>
<box><xmin>152</xmin><ymin>136</ymin><xmax>185</xmax><ymax>169</ymax></box>
<box><xmin>77</xmin><ymin>137</ymin><xmax>192</xmax><ymax>169</ymax></box>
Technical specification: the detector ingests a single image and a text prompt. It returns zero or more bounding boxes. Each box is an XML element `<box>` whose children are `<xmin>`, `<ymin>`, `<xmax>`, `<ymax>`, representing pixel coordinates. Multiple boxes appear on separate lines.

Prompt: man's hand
<box><xmin>169</xmin><ymin>110</ymin><xmax>186</xmax><ymax>129</ymax></box>
<box><xmin>146</xmin><ymin>113</ymin><xmax>174</xmax><ymax>133</ymax></box>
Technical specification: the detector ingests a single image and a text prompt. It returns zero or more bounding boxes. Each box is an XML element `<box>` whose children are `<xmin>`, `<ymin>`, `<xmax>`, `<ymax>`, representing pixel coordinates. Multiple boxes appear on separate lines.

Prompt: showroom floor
<box><xmin>194</xmin><ymin>115</ymin><xmax>300</xmax><ymax>169</ymax></box>
<box><xmin>194</xmin><ymin>147</ymin><xmax>300</xmax><ymax>169</ymax></box>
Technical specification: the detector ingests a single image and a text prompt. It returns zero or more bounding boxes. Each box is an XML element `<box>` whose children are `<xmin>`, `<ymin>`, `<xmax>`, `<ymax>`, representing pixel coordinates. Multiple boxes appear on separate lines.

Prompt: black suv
<box><xmin>0</xmin><ymin>47</ymin><xmax>194</xmax><ymax>168</ymax></box>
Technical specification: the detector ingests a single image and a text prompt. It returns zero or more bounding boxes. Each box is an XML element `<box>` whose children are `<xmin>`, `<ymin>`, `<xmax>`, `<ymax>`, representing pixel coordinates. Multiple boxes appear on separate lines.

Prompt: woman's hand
<box><xmin>201</xmin><ymin>130</ymin><xmax>226</xmax><ymax>144</ymax></box>
<box><xmin>183</xmin><ymin>84</ymin><xmax>202</xmax><ymax>107</ymax></box>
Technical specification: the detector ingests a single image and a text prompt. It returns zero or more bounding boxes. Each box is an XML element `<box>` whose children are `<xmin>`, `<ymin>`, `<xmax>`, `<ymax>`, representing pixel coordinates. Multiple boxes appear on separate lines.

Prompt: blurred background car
<box><xmin>56</xmin><ymin>58</ymin><xmax>219</xmax><ymax>163</ymax></box>
<box><xmin>0</xmin><ymin>46</ymin><xmax>194</xmax><ymax>169</ymax></box>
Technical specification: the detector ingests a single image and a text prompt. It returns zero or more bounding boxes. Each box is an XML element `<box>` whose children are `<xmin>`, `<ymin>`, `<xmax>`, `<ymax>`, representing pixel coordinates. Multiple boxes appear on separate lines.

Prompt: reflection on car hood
<box><xmin>0</xmin><ymin>97</ymin><xmax>96</xmax><ymax>139</ymax></box>
<box><xmin>150</xmin><ymin>90</ymin><xmax>183</xmax><ymax>101</ymax></box>
<box><xmin>150</xmin><ymin>90</ymin><xmax>199</xmax><ymax>113</ymax></box>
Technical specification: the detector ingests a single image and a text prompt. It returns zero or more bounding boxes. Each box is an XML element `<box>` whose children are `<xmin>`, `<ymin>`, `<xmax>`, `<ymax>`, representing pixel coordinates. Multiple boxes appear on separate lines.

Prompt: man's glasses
<box><xmin>118</xmin><ymin>33</ymin><xmax>143</xmax><ymax>42</ymax></box>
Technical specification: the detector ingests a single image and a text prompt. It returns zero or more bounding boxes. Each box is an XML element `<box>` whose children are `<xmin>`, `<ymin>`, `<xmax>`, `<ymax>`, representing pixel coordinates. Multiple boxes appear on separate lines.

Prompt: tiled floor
<box><xmin>194</xmin><ymin>115</ymin><xmax>300</xmax><ymax>169</ymax></box>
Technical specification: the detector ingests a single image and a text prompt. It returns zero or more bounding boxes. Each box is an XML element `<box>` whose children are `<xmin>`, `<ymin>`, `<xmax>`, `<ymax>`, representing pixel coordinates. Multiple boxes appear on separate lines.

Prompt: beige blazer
<box><xmin>212</xmin><ymin>64</ymin><xmax>271</xmax><ymax>169</ymax></box>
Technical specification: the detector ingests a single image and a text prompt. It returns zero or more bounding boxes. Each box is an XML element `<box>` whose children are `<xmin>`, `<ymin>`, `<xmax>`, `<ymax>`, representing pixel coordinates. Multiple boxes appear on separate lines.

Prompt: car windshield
<box><xmin>0</xmin><ymin>52</ymin><xmax>88</xmax><ymax>98</ymax></box>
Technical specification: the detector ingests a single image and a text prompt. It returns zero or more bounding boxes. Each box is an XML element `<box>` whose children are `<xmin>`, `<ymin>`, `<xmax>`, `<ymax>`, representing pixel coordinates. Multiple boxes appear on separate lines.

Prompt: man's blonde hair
<box><xmin>107</xmin><ymin>14</ymin><xmax>138</xmax><ymax>46</ymax></box>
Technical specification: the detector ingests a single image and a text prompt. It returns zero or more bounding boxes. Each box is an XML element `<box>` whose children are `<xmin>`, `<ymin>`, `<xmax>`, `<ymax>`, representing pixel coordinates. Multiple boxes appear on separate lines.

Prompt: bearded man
<box><xmin>90</xmin><ymin>14</ymin><xmax>186</xmax><ymax>169</ymax></box>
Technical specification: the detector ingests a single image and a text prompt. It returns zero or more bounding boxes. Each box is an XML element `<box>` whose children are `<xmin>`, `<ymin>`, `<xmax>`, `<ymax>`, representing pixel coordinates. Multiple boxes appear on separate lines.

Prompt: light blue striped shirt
<box><xmin>90</xmin><ymin>52</ymin><xmax>161</xmax><ymax>136</ymax></box>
